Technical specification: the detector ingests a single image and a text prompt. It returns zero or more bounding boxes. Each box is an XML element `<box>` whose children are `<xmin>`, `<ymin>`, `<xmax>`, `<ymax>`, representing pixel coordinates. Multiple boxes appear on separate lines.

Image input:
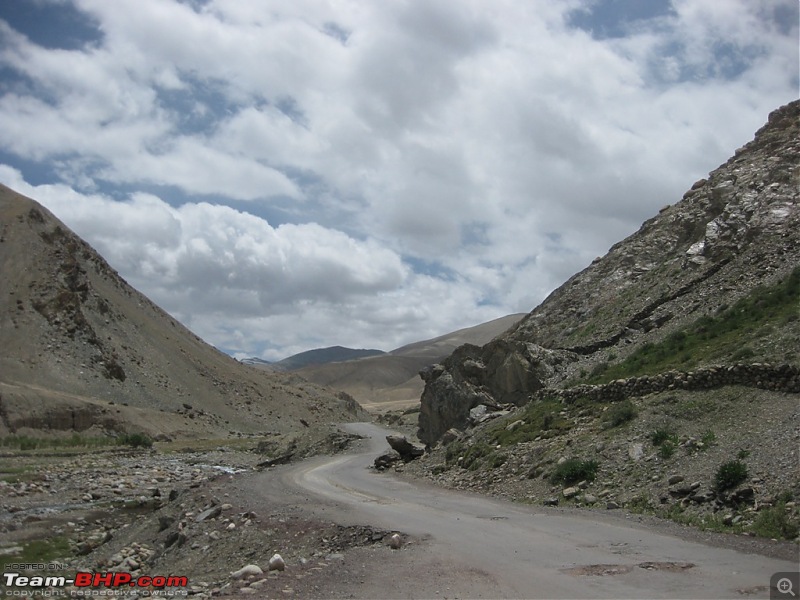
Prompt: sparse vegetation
<box><xmin>751</xmin><ymin>502</ymin><xmax>800</xmax><ymax>540</ymax></box>
<box><xmin>550</xmin><ymin>458</ymin><xmax>599</xmax><ymax>485</ymax></box>
<box><xmin>627</xmin><ymin>495</ymin><xmax>654</xmax><ymax>514</ymax></box>
<box><xmin>117</xmin><ymin>432</ymin><xmax>153</xmax><ymax>449</ymax></box>
<box><xmin>602</xmin><ymin>399</ymin><xmax>637</xmax><ymax>428</ymax></box>
<box><xmin>700</xmin><ymin>429</ymin><xmax>716</xmax><ymax>449</ymax></box>
<box><xmin>650</xmin><ymin>427</ymin><xmax>677</xmax><ymax>447</ymax></box>
<box><xmin>488</xmin><ymin>399</ymin><xmax>571</xmax><ymax>446</ymax></box>
<box><xmin>446</xmin><ymin>441</ymin><xmax>498</xmax><ymax>471</ymax></box>
<box><xmin>582</xmin><ymin>267</ymin><xmax>800</xmax><ymax>383</ymax></box>
<box><xmin>658</xmin><ymin>442</ymin><xmax>676</xmax><ymax>459</ymax></box>
<box><xmin>0</xmin><ymin>434</ymin><xmax>115</xmax><ymax>451</ymax></box>
<box><xmin>714</xmin><ymin>459</ymin><xmax>748</xmax><ymax>492</ymax></box>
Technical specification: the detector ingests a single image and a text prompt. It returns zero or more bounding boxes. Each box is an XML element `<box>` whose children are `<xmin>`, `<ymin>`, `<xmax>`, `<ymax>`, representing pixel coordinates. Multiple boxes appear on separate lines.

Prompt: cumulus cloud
<box><xmin>0</xmin><ymin>0</ymin><xmax>797</xmax><ymax>359</ymax></box>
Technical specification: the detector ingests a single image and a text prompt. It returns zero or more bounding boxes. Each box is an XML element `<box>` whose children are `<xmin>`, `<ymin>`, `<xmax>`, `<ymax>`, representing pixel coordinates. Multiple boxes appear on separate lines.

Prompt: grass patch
<box><xmin>446</xmin><ymin>441</ymin><xmax>498</xmax><ymax>471</ymax></box>
<box><xmin>751</xmin><ymin>502</ymin><xmax>800</xmax><ymax>540</ymax></box>
<box><xmin>0</xmin><ymin>434</ymin><xmax>116</xmax><ymax>451</ymax></box>
<box><xmin>602</xmin><ymin>400</ymin><xmax>637</xmax><ymax>429</ymax></box>
<box><xmin>582</xmin><ymin>267</ymin><xmax>800</xmax><ymax>383</ymax></box>
<box><xmin>1</xmin><ymin>537</ymin><xmax>71</xmax><ymax>571</ymax></box>
<box><xmin>550</xmin><ymin>458</ymin><xmax>599</xmax><ymax>485</ymax></box>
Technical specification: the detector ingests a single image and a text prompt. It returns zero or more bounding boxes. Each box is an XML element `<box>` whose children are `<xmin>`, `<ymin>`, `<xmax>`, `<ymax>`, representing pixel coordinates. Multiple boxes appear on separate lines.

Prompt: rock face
<box><xmin>419</xmin><ymin>100</ymin><xmax>800</xmax><ymax>445</ymax></box>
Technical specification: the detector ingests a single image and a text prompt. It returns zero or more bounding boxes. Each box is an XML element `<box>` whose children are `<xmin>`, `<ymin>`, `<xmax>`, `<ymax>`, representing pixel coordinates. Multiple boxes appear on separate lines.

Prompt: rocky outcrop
<box><xmin>386</xmin><ymin>434</ymin><xmax>425</xmax><ymax>461</ymax></box>
<box><xmin>417</xmin><ymin>340</ymin><xmax>572</xmax><ymax>445</ymax></box>
<box><xmin>419</xmin><ymin>100</ymin><xmax>800</xmax><ymax>445</ymax></box>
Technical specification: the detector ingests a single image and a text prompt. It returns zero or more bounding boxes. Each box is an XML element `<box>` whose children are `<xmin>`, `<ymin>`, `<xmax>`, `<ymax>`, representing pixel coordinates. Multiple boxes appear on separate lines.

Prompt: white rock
<box><xmin>388</xmin><ymin>533</ymin><xmax>402</xmax><ymax>550</ymax></box>
<box><xmin>231</xmin><ymin>564</ymin><xmax>263</xmax><ymax>579</ymax></box>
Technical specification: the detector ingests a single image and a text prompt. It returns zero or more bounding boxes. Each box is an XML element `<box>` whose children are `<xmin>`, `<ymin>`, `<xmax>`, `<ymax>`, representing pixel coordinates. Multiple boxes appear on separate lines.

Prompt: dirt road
<box><xmin>246</xmin><ymin>422</ymin><xmax>798</xmax><ymax>599</ymax></box>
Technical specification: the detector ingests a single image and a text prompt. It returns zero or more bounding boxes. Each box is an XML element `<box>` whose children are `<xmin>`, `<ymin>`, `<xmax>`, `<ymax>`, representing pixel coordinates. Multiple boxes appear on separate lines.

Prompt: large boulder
<box><xmin>374</xmin><ymin>450</ymin><xmax>402</xmax><ymax>470</ymax></box>
<box><xmin>417</xmin><ymin>340</ymin><xmax>567</xmax><ymax>446</ymax></box>
<box><xmin>386</xmin><ymin>435</ymin><xmax>425</xmax><ymax>461</ymax></box>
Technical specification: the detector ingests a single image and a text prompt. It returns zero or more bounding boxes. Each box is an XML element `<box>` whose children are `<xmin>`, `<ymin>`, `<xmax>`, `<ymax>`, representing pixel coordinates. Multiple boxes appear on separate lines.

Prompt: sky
<box><xmin>0</xmin><ymin>0</ymin><xmax>797</xmax><ymax>361</ymax></box>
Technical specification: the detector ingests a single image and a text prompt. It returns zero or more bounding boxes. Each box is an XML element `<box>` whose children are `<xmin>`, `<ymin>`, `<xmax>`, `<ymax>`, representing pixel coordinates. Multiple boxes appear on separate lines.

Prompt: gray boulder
<box><xmin>386</xmin><ymin>435</ymin><xmax>425</xmax><ymax>461</ymax></box>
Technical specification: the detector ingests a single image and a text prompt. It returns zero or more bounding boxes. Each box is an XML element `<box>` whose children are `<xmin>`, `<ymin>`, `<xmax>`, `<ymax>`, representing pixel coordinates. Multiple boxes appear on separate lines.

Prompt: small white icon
<box><xmin>777</xmin><ymin>577</ymin><xmax>796</xmax><ymax>596</ymax></box>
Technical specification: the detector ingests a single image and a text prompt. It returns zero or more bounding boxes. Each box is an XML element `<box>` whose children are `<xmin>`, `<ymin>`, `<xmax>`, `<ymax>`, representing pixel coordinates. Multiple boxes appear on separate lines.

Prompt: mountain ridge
<box><xmin>244</xmin><ymin>346</ymin><xmax>386</xmax><ymax>372</ymax></box>
<box><xmin>0</xmin><ymin>187</ymin><xmax>367</xmax><ymax>439</ymax></box>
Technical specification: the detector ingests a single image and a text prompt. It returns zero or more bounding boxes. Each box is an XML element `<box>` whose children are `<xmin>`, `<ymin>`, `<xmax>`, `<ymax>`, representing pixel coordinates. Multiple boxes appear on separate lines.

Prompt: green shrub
<box><xmin>751</xmin><ymin>502</ymin><xmax>799</xmax><ymax>540</ymax></box>
<box><xmin>659</xmin><ymin>441</ymin><xmax>676</xmax><ymax>459</ymax></box>
<box><xmin>714</xmin><ymin>460</ymin><xmax>748</xmax><ymax>492</ymax></box>
<box><xmin>603</xmin><ymin>400</ymin><xmax>637</xmax><ymax>428</ymax></box>
<box><xmin>118</xmin><ymin>433</ymin><xmax>153</xmax><ymax>449</ymax></box>
<box><xmin>459</xmin><ymin>442</ymin><xmax>493</xmax><ymax>470</ymax></box>
<box><xmin>19</xmin><ymin>437</ymin><xmax>39</xmax><ymax>451</ymax></box>
<box><xmin>445</xmin><ymin>441</ymin><xmax>465</xmax><ymax>465</ymax></box>
<box><xmin>700</xmin><ymin>429</ymin><xmax>716</xmax><ymax>449</ymax></box>
<box><xmin>487</xmin><ymin>453</ymin><xmax>507</xmax><ymax>469</ymax></box>
<box><xmin>650</xmin><ymin>428</ymin><xmax>677</xmax><ymax>446</ymax></box>
<box><xmin>550</xmin><ymin>458</ymin><xmax>599</xmax><ymax>485</ymax></box>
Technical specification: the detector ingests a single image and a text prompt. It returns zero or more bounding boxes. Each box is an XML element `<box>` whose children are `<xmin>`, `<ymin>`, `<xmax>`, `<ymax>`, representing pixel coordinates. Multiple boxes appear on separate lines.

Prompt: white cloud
<box><xmin>0</xmin><ymin>0</ymin><xmax>797</xmax><ymax>359</ymax></box>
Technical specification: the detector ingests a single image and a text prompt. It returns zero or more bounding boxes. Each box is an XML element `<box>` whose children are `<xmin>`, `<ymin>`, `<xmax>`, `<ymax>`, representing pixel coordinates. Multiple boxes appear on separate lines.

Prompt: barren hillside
<box><xmin>0</xmin><ymin>187</ymin><xmax>366</xmax><ymax>439</ymax></box>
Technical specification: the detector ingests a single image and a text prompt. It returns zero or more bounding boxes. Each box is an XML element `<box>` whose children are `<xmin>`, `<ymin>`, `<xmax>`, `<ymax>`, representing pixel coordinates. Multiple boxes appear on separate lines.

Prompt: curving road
<box><xmin>279</xmin><ymin>423</ymin><xmax>796</xmax><ymax>598</ymax></box>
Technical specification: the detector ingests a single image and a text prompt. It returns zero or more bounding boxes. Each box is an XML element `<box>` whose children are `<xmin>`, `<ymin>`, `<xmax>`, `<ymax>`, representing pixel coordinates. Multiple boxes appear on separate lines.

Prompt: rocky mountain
<box><xmin>0</xmin><ymin>187</ymin><xmax>367</xmax><ymax>439</ymax></box>
<box><xmin>290</xmin><ymin>313</ymin><xmax>525</xmax><ymax>410</ymax></box>
<box><xmin>419</xmin><ymin>99</ymin><xmax>800</xmax><ymax>446</ymax></box>
<box><xmin>405</xmin><ymin>99</ymin><xmax>800</xmax><ymax>543</ymax></box>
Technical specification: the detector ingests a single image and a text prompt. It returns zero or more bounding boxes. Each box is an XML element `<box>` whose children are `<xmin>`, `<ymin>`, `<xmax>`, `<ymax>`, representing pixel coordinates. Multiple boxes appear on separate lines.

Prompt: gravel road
<box><xmin>239</xmin><ymin>422</ymin><xmax>798</xmax><ymax>599</ymax></box>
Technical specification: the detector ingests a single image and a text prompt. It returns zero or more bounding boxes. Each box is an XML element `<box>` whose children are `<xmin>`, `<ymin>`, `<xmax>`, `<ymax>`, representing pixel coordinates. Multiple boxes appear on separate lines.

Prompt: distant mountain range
<box><xmin>247</xmin><ymin>314</ymin><xmax>525</xmax><ymax>410</ymax></box>
<box><xmin>242</xmin><ymin>346</ymin><xmax>386</xmax><ymax>371</ymax></box>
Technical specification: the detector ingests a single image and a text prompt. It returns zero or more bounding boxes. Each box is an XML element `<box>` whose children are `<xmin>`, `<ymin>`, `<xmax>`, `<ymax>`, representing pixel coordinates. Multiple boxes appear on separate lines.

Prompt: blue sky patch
<box><xmin>567</xmin><ymin>0</ymin><xmax>675</xmax><ymax>39</ymax></box>
<box><xmin>0</xmin><ymin>0</ymin><xmax>102</xmax><ymax>50</ymax></box>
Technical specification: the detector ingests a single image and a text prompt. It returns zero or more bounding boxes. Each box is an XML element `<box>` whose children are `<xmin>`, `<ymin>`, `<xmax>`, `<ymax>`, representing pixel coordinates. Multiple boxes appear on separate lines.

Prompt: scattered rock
<box><xmin>562</xmin><ymin>487</ymin><xmax>580</xmax><ymax>499</ymax></box>
<box><xmin>195</xmin><ymin>506</ymin><xmax>222</xmax><ymax>522</ymax></box>
<box><xmin>388</xmin><ymin>533</ymin><xmax>402</xmax><ymax>550</ymax></box>
<box><xmin>374</xmin><ymin>450</ymin><xmax>402</xmax><ymax>470</ymax></box>
<box><xmin>268</xmin><ymin>554</ymin><xmax>286</xmax><ymax>572</ymax></box>
<box><xmin>628</xmin><ymin>443</ymin><xmax>644</xmax><ymax>461</ymax></box>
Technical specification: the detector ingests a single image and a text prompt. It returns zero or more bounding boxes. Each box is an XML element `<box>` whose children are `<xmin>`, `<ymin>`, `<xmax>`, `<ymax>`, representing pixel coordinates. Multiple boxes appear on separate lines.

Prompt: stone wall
<box><xmin>536</xmin><ymin>363</ymin><xmax>800</xmax><ymax>405</ymax></box>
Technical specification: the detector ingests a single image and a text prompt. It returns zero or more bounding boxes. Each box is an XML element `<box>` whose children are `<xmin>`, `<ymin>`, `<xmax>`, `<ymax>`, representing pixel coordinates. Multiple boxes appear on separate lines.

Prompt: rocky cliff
<box><xmin>419</xmin><ymin>100</ymin><xmax>800</xmax><ymax>445</ymax></box>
